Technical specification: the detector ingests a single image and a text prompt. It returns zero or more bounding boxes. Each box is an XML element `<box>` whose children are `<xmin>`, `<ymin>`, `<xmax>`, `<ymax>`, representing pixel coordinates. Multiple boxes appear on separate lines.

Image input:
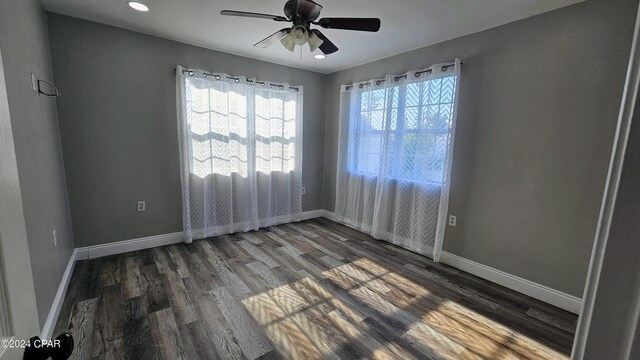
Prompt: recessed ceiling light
<box><xmin>127</xmin><ymin>1</ymin><xmax>149</xmax><ymax>12</ymax></box>
<box><xmin>314</xmin><ymin>54</ymin><xmax>326</xmax><ymax>59</ymax></box>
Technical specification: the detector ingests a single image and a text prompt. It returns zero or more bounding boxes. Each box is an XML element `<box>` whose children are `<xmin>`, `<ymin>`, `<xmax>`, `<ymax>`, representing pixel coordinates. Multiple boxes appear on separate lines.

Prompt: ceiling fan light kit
<box><xmin>280</xmin><ymin>33</ymin><xmax>296</xmax><ymax>52</ymax></box>
<box><xmin>221</xmin><ymin>0</ymin><xmax>381</xmax><ymax>57</ymax></box>
<box><xmin>291</xmin><ymin>26</ymin><xmax>309</xmax><ymax>45</ymax></box>
<box><xmin>307</xmin><ymin>32</ymin><xmax>324</xmax><ymax>52</ymax></box>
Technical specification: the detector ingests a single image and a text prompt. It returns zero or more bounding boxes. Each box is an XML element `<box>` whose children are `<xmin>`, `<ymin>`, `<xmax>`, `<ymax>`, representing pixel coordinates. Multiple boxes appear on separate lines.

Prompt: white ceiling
<box><xmin>41</xmin><ymin>0</ymin><xmax>583</xmax><ymax>74</ymax></box>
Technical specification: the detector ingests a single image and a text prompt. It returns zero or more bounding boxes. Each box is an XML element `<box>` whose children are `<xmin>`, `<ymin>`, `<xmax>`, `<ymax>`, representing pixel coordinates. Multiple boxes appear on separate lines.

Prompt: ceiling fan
<box><xmin>220</xmin><ymin>0</ymin><xmax>381</xmax><ymax>55</ymax></box>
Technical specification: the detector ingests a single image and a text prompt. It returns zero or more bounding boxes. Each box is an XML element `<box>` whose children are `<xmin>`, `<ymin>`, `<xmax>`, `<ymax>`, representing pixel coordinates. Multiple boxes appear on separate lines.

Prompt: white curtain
<box><xmin>334</xmin><ymin>59</ymin><xmax>461</xmax><ymax>261</ymax></box>
<box><xmin>176</xmin><ymin>66</ymin><xmax>303</xmax><ymax>243</ymax></box>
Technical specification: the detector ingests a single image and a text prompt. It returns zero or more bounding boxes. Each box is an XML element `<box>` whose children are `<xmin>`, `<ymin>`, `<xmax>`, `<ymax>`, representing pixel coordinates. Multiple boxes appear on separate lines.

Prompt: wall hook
<box><xmin>37</xmin><ymin>79</ymin><xmax>61</xmax><ymax>97</ymax></box>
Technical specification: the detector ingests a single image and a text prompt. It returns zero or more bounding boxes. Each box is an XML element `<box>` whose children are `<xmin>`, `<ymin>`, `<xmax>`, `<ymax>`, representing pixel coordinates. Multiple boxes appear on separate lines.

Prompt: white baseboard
<box><xmin>41</xmin><ymin>249</ymin><xmax>78</xmax><ymax>340</ymax></box>
<box><xmin>75</xmin><ymin>209</ymin><xmax>327</xmax><ymax>260</ymax></box>
<box><xmin>43</xmin><ymin>210</ymin><xmax>327</xmax><ymax>338</ymax></box>
<box><xmin>320</xmin><ymin>210</ymin><xmax>581</xmax><ymax>314</ymax></box>
<box><xmin>75</xmin><ymin>232</ymin><xmax>184</xmax><ymax>260</ymax></box>
<box><xmin>189</xmin><ymin>210</ymin><xmax>327</xmax><ymax>240</ymax></box>
<box><xmin>320</xmin><ymin>209</ymin><xmax>338</xmax><ymax>221</ymax></box>
<box><xmin>301</xmin><ymin>209</ymin><xmax>327</xmax><ymax>219</ymax></box>
<box><xmin>440</xmin><ymin>252</ymin><xmax>582</xmax><ymax>314</ymax></box>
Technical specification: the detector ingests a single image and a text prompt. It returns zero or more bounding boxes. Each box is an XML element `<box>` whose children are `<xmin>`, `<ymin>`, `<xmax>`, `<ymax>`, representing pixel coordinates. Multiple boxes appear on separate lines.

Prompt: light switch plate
<box><xmin>31</xmin><ymin>74</ymin><xmax>38</xmax><ymax>92</ymax></box>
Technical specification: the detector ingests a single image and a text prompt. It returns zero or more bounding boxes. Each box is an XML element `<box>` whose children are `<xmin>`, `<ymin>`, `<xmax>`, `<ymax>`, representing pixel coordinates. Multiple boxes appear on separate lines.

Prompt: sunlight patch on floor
<box><xmin>241</xmin><ymin>256</ymin><xmax>569</xmax><ymax>359</ymax></box>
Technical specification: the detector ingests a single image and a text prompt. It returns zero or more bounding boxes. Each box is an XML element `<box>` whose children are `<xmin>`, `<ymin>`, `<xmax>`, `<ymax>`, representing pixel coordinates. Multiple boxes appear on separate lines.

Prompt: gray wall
<box><xmin>0</xmin><ymin>0</ymin><xmax>75</xmax><ymax>328</ymax></box>
<box><xmin>322</xmin><ymin>0</ymin><xmax>638</xmax><ymax>297</ymax></box>
<box><xmin>47</xmin><ymin>14</ymin><xmax>327</xmax><ymax>248</ymax></box>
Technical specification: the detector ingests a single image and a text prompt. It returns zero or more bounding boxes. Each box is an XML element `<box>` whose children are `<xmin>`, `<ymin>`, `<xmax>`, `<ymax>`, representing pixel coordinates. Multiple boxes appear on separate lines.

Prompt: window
<box><xmin>185</xmin><ymin>79</ymin><xmax>299</xmax><ymax>178</ymax></box>
<box><xmin>349</xmin><ymin>75</ymin><xmax>457</xmax><ymax>184</ymax></box>
<box><xmin>254</xmin><ymin>91</ymin><xmax>297</xmax><ymax>175</ymax></box>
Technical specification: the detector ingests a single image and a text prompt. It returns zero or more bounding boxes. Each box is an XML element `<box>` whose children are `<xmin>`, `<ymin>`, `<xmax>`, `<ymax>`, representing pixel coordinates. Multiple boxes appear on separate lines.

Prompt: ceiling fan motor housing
<box><xmin>285</xmin><ymin>0</ymin><xmax>321</xmax><ymax>24</ymax></box>
<box><xmin>283</xmin><ymin>0</ymin><xmax>298</xmax><ymax>20</ymax></box>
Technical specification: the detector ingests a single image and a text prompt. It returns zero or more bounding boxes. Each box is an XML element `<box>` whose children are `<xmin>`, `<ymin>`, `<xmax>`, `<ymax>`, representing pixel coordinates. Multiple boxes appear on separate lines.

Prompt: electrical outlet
<box><xmin>52</xmin><ymin>230</ymin><xmax>57</xmax><ymax>247</ymax></box>
<box><xmin>301</xmin><ymin>187</ymin><xmax>306</xmax><ymax>195</ymax></box>
<box><xmin>137</xmin><ymin>201</ymin><xmax>146</xmax><ymax>212</ymax></box>
<box><xmin>448</xmin><ymin>215</ymin><xmax>457</xmax><ymax>226</ymax></box>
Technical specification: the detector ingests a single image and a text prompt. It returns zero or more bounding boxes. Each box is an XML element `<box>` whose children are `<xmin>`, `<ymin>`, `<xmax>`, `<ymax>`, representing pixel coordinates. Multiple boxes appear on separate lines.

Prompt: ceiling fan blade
<box><xmin>254</xmin><ymin>28</ymin><xmax>291</xmax><ymax>48</ymax></box>
<box><xmin>220</xmin><ymin>10</ymin><xmax>289</xmax><ymax>22</ymax></box>
<box><xmin>311</xmin><ymin>30</ymin><xmax>338</xmax><ymax>54</ymax></box>
<box><xmin>296</xmin><ymin>0</ymin><xmax>323</xmax><ymax>20</ymax></box>
<box><xmin>317</xmin><ymin>17</ymin><xmax>381</xmax><ymax>32</ymax></box>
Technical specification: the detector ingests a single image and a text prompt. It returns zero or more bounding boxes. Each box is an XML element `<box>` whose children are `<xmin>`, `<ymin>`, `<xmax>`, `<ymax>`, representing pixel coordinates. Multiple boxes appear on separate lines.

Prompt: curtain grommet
<box><xmin>188</xmin><ymin>71</ymin><xmax>194</xmax><ymax>76</ymax></box>
<box><xmin>215</xmin><ymin>75</ymin><xmax>220</xmax><ymax>80</ymax></box>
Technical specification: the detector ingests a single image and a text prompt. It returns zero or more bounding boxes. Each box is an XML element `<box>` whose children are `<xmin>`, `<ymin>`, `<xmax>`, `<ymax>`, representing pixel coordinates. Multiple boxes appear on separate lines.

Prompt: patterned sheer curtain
<box><xmin>176</xmin><ymin>66</ymin><xmax>303</xmax><ymax>243</ymax></box>
<box><xmin>334</xmin><ymin>59</ymin><xmax>461</xmax><ymax>260</ymax></box>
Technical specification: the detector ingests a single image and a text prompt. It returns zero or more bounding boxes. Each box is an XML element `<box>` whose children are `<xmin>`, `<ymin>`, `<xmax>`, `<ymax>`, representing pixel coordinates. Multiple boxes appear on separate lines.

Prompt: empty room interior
<box><xmin>1</xmin><ymin>0</ymin><xmax>640</xmax><ymax>359</ymax></box>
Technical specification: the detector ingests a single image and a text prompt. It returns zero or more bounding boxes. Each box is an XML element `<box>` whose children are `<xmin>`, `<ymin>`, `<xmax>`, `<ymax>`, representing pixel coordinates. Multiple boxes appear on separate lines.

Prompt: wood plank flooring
<box><xmin>54</xmin><ymin>218</ymin><xmax>577</xmax><ymax>359</ymax></box>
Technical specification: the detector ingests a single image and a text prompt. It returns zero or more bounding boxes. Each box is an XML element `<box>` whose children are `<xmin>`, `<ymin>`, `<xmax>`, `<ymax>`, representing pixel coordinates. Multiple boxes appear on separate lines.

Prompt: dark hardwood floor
<box><xmin>54</xmin><ymin>218</ymin><xmax>577</xmax><ymax>359</ymax></box>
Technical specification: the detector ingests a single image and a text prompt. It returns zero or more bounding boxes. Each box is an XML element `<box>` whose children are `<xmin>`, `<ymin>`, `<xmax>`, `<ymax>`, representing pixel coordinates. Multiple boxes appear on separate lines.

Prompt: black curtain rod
<box><xmin>175</xmin><ymin>68</ymin><xmax>299</xmax><ymax>91</ymax></box>
<box><xmin>344</xmin><ymin>62</ymin><xmax>462</xmax><ymax>90</ymax></box>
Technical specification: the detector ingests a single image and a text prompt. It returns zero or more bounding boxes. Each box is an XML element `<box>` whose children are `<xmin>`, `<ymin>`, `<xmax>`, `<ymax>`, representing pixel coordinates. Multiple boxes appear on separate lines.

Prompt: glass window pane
<box><xmin>440</xmin><ymin>77</ymin><xmax>456</xmax><ymax>103</ymax></box>
<box><xmin>404</xmin><ymin>107</ymin><xmax>419</xmax><ymax>130</ymax></box>
<box><xmin>406</xmin><ymin>83</ymin><xmax>421</xmax><ymax>107</ymax></box>
<box><xmin>426</xmin><ymin>78</ymin><xmax>441</xmax><ymax>104</ymax></box>
<box><xmin>370</xmin><ymin>110</ymin><xmax>385</xmax><ymax>131</ymax></box>
<box><xmin>371</xmin><ymin>89</ymin><xmax>385</xmax><ymax>110</ymax></box>
<box><xmin>360</xmin><ymin>91</ymin><xmax>370</xmax><ymax>112</ymax></box>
